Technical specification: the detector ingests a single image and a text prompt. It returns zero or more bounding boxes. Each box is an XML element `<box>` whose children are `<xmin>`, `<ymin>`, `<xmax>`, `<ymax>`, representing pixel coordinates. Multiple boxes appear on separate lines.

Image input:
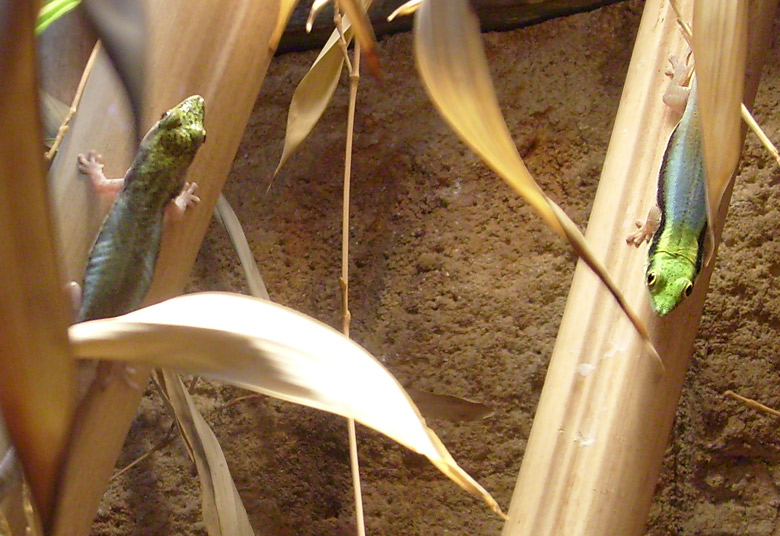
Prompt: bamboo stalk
<box><xmin>340</xmin><ymin>30</ymin><xmax>365</xmax><ymax>536</ymax></box>
<box><xmin>47</xmin><ymin>1</ymin><xmax>281</xmax><ymax>534</ymax></box>
<box><xmin>0</xmin><ymin>1</ymin><xmax>76</xmax><ymax>529</ymax></box>
<box><xmin>501</xmin><ymin>0</ymin><xmax>777</xmax><ymax>534</ymax></box>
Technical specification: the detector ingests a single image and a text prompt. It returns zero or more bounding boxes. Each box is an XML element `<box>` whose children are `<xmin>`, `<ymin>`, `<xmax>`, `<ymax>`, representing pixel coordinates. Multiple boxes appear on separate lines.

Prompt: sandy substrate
<box><xmin>96</xmin><ymin>3</ymin><xmax>780</xmax><ymax>534</ymax></box>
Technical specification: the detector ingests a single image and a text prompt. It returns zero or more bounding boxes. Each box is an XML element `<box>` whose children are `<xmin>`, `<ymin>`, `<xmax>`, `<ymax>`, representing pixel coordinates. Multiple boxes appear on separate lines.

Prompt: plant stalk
<box><xmin>339</xmin><ymin>9</ymin><xmax>366</xmax><ymax>530</ymax></box>
<box><xmin>501</xmin><ymin>1</ymin><xmax>776</xmax><ymax>534</ymax></box>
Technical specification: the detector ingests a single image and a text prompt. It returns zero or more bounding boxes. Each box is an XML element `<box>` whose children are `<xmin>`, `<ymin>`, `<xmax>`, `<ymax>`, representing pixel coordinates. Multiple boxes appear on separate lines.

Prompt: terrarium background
<box><xmin>93</xmin><ymin>2</ymin><xmax>780</xmax><ymax>534</ymax></box>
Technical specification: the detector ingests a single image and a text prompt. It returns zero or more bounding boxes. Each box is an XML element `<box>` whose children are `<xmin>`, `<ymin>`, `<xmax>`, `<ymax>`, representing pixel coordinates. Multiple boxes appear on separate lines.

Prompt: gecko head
<box><xmin>645</xmin><ymin>255</ymin><xmax>696</xmax><ymax>317</ymax></box>
<box><xmin>156</xmin><ymin>95</ymin><xmax>206</xmax><ymax>156</ymax></box>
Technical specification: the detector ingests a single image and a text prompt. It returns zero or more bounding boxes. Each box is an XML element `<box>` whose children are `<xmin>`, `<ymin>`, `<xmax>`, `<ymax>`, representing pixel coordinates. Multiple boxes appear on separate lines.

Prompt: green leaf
<box><xmin>36</xmin><ymin>0</ymin><xmax>81</xmax><ymax>36</ymax></box>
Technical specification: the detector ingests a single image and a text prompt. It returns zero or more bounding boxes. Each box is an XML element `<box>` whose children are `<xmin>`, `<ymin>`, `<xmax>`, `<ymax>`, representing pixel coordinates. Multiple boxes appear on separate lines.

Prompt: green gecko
<box><xmin>0</xmin><ymin>99</ymin><xmax>206</xmax><ymax>494</ymax></box>
<box><xmin>626</xmin><ymin>56</ymin><xmax>707</xmax><ymax>317</ymax></box>
<box><xmin>76</xmin><ymin>95</ymin><xmax>206</xmax><ymax>323</ymax></box>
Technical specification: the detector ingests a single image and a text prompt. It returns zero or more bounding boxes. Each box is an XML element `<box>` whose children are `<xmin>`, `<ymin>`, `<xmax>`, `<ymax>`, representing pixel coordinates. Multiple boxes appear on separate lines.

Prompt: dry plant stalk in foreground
<box><xmin>502</xmin><ymin>0</ymin><xmax>776</xmax><ymax>534</ymax></box>
<box><xmin>43</xmin><ymin>0</ymin><xmax>280</xmax><ymax>533</ymax></box>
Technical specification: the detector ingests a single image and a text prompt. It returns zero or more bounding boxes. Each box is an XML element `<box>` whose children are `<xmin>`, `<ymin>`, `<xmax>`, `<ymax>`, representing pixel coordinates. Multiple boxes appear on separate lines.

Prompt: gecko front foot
<box><xmin>662</xmin><ymin>53</ymin><xmax>693</xmax><ymax>114</ymax></box>
<box><xmin>78</xmin><ymin>150</ymin><xmax>124</xmax><ymax>195</ymax></box>
<box><xmin>167</xmin><ymin>182</ymin><xmax>201</xmax><ymax>221</ymax></box>
<box><xmin>77</xmin><ymin>150</ymin><xmax>104</xmax><ymax>176</ymax></box>
<box><xmin>626</xmin><ymin>206</ymin><xmax>661</xmax><ymax>247</ymax></box>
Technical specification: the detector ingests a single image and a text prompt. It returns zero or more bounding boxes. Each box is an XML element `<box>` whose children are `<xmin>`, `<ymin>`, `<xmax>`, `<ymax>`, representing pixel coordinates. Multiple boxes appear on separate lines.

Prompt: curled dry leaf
<box><xmin>307</xmin><ymin>0</ymin><xmax>331</xmax><ymax>31</ymax></box>
<box><xmin>68</xmin><ymin>292</ymin><xmax>504</xmax><ymax>516</ymax></box>
<box><xmin>692</xmin><ymin>0</ymin><xmax>747</xmax><ymax>258</ymax></box>
<box><xmin>274</xmin><ymin>0</ymin><xmax>374</xmax><ymax>178</ymax></box>
<box><xmin>214</xmin><ymin>195</ymin><xmax>270</xmax><ymax>300</ymax></box>
<box><xmin>405</xmin><ymin>388</ymin><xmax>493</xmax><ymax>422</ymax></box>
<box><xmin>387</xmin><ymin>0</ymin><xmax>421</xmax><ymax>21</ymax></box>
<box><xmin>215</xmin><ymin>199</ymin><xmax>490</xmax><ymax>423</ymax></box>
<box><xmin>305</xmin><ymin>0</ymin><xmax>379</xmax><ymax>75</ymax></box>
<box><xmin>274</xmin><ymin>26</ymin><xmax>351</xmax><ymax>177</ymax></box>
<box><xmin>413</xmin><ymin>0</ymin><xmax>660</xmax><ymax>367</ymax></box>
<box><xmin>157</xmin><ymin>370</ymin><xmax>254</xmax><ymax>536</ymax></box>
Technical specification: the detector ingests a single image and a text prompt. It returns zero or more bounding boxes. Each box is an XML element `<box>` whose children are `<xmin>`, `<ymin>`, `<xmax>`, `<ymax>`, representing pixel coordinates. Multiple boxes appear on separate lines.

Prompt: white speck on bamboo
<box><xmin>576</xmin><ymin>364</ymin><xmax>596</xmax><ymax>376</ymax></box>
<box><xmin>575</xmin><ymin>432</ymin><xmax>595</xmax><ymax>448</ymax></box>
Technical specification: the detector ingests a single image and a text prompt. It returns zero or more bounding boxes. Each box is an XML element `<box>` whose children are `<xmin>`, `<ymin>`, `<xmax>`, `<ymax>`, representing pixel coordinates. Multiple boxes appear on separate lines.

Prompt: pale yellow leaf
<box><xmin>214</xmin><ymin>195</ymin><xmax>270</xmax><ymax>300</ymax></box>
<box><xmin>275</xmin><ymin>0</ymin><xmax>378</xmax><ymax>178</ymax></box>
<box><xmin>68</xmin><ymin>292</ymin><xmax>504</xmax><ymax>516</ymax></box>
<box><xmin>158</xmin><ymin>370</ymin><xmax>254</xmax><ymax>536</ymax></box>
<box><xmin>274</xmin><ymin>26</ymin><xmax>350</xmax><ymax>177</ymax></box>
<box><xmin>213</xmin><ymin>199</ymin><xmax>491</xmax><ymax>423</ymax></box>
<box><xmin>387</xmin><ymin>0</ymin><xmax>421</xmax><ymax>21</ymax></box>
<box><xmin>413</xmin><ymin>0</ymin><xmax>659</xmax><ymax>366</ymax></box>
<box><xmin>307</xmin><ymin>0</ymin><xmax>331</xmax><ymax>32</ymax></box>
<box><xmin>692</xmin><ymin>0</ymin><xmax>747</xmax><ymax>256</ymax></box>
<box><xmin>405</xmin><ymin>388</ymin><xmax>493</xmax><ymax>422</ymax></box>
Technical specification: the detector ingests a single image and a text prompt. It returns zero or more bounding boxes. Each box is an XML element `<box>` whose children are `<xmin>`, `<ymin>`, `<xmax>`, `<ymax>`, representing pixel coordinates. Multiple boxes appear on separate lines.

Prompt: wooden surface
<box><xmin>501</xmin><ymin>0</ymin><xmax>777</xmax><ymax>534</ymax></box>
<box><xmin>48</xmin><ymin>1</ymin><xmax>280</xmax><ymax>534</ymax></box>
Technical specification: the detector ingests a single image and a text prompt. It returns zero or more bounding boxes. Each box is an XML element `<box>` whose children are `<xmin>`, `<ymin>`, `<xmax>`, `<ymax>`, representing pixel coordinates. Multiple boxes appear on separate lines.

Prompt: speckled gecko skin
<box><xmin>77</xmin><ymin>95</ymin><xmax>206</xmax><ymax>322</ymax></box>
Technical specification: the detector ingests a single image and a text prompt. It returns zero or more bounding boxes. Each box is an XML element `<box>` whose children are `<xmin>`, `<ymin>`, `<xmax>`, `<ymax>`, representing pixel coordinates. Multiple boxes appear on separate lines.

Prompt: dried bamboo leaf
<box><xmin>413</xmin><ymin>0</ymin><xmax>659</xmax><ymax>365</ymax></box>
<box><xmin>388</xmin><ymin>0</ymin><xmax>421</xmax><ymax>21</ymax></box>
<box><xmin>307</xmin><ymin>0</ymin><xmax>331</xmax><ymax>31</ymax></box>
<box><xmin>275</xmin><ymin>0</ymin><xmax>375</xmax><ymax>177</ymax></box>
<box><xmin>337</xmin><ymin>0</ymin><xmax>380</xmax><ymax>77</ymax></box>
<box><xmin>213</xmin><ymin>199</ymin><xmax>491</xmax><ymax>423</ymax></box>
<box><xmin>213</xmin><ymin>197</ymin><xmax>495</xmax><ymax>424</ymax></box>
<box><xmin>157</xmin><ymin>370</ymin><xmax>254</xmax><ymax>536</ymax></box>
<box><xmin>214</xmin><ymin>195</ymin><xmax>270</xmax><ymax>300</ymax></box>
<box><xmin>69</xmin><ymin>292</ymin><xmax>504</xmax><ymax>516</ymax></box>
<box><xmin>692</xmin><ymin>0</ymin><xmax>747</xmax><ymax>249</ymax></box>
<box><xmin>0</xmin><ymin>0</ymin><xmax>75</xmax><ymax>526</ymax></box>
<box><xmin>405</xmin><ymin>388</ymin><xmax>493</xmax><ymax>422</ymax></box>
<box><xmin>273</xmin><ymin>26</ymin><xmax>350</xmax><ymax>177</ymax></box>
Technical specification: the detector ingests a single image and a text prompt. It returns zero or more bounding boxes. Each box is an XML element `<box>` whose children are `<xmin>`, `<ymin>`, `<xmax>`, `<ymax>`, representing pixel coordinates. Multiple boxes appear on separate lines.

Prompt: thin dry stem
<box><xmin>741</xmin><ymin>104</ymin><xmax>780</xmax><ymax>167</ymax></box>
<box><xmin>725</xmin><ymin>390</ymin><xmax>780</xmax><ymax>419</ymax></box>
<box><xmin>209</xmin><ymin>394</ymin><xmax>263</xmax><ymax>414</ymax></box>
<box><xmin>339</xmin><ymin>21</ymin><xmax>365</xmax><ymax>535</ymax></box>
<box><xmin>111</xmin><ymin>423</ymin><xmax>177</xmax><ymax>480</ymax></box>
<box><xmin>670</xmin><ymin>0</ymin><xmax>693</xmax><ymax>43</ymax></box>
<box><xmin>45</xmin><ymin>42</ymin><xmax>101</xmax><ymax>162</ymax></box>
<box><xmin>334</xmin><ymin>7</ymin><xmax>354</xmax><ymax>75</ymax></box>
<box><xmin>114</xmin><ymin>383</ymin><xmax>259</xmax><ymax>482</ymax></box>
<box><xmin>348</xmin><ymin>418</ymin><xmax>364</xmax><ymax>536</ymax></box>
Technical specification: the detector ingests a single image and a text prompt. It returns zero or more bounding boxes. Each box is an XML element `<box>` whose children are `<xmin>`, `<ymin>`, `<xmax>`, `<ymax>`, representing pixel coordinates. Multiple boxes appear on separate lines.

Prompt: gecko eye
<box><xmin>683</xmin><ymin>281</ymin><xmax>694</xmax><ymax>298</ymax></box>
<box><xmin>646</xmin><ymin>271</ymin><xmax>657</xmax><ymax>288</ymax></box>
<box><xmin>160</xmin><ymin>110</ymin><xmax>169</xmax><ymax>119</ymax></box>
